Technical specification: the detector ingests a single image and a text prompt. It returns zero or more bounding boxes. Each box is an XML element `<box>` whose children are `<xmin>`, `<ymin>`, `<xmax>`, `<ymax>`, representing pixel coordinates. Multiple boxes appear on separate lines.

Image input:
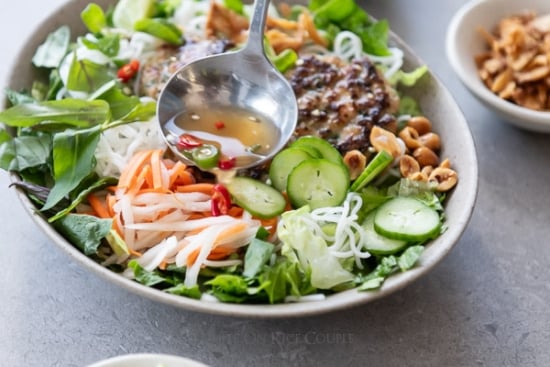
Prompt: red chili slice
<box><xmin>117</xmin><ymin>59</ymin><xmax>140</xmax><ymax>83</ymax></box>
<box><xmin>177</xmin><ymin>133</ymin><xmax>203</xmax><ymax>150</ymax></box>
<box><xmin>211</xmin><ymin>184</ymin><xmax>232</xmax><ymax>216</ymax></box>
<box><xmin>214</xmin><ymin>121</ymin><xmax>225</xmax><ymax>130</ymax></box>
<box><xmin>218</xmin><ymin>157</ymin><xmax>236</xmax><ymax>170</ymax></box>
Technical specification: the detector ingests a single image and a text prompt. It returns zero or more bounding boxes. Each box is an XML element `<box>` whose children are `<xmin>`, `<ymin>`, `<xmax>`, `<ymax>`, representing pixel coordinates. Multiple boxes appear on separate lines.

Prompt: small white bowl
<box><xmin>87</xmin><ymin>353</ymin><xmax>209</xmax><ymax>367</ymax></box>
<box><xmin>446</xmin><ymin>0</ymin><xmax>550</xmax><ymax>132</ymax></box>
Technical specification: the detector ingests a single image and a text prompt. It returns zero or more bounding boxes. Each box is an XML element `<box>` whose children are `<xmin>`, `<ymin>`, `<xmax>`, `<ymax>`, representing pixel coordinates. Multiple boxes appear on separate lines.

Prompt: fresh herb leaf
<box><xmin>67</xmin><ymin>53</ymin><xmax>114</xmax><ymax>93</ymax></box>
<box><xmin>48</xmin><ymin>175</ymin><xmax>118</xmax><ymax>222</ymax></box>
<box><xmin>81</xmin><ymin>3</ymin><xmax>107</xmax><ymax>34</ymax></box>
<box><xmin>223</xmin><ymin>0</ymin><xmax>244</xmax><ymax>15</ymax></box>
<box><xmin>80</xmin><ymin>34</ymin><xmax>121</xmax><ymax>58</ymax></box>
<box><xmin>166</xmin><ymin>283</ymin><xmax>202</xmax><ymax>299</ymax></box>
<box><xmin>32</xmin><ymin>26</ymin><xmax>71</xmax><ymax>68</ymax></box>
<box><xmin>53</xmin><ymin>213</ymin><xmax>112</xmax><ymax>255</ymax></box>
<box><xmin>93</xmin><ymin>85</ymin><xmax>140</xmax><ymax>121</ymax></box>
<box><xmin>128</xmin><ymin>260</ymin><xmax>171</xmax><ymax>287</ymax></box>
<box><xmin>0</xmin><ymin>134</ymin><xmax>51</xmax><ymax>171</ymax></box>
<box><xmin>4</xmin><ymin>88</ymin><xmax>35</xmax><ymax>106</ymax></box>
<box><xmin>134</xmin><ymin>18</ymin><xmax>183</xmax><ymax>45</ymax></box>
<box><xmin>43</xmin><ymin>125</ymin><xmax>101</xmax><ymax>211</ymax></box>
<box><xmin>0</xmin><ymin>99</ymin><xmax>110</xmax><ymax>128</ymax></box>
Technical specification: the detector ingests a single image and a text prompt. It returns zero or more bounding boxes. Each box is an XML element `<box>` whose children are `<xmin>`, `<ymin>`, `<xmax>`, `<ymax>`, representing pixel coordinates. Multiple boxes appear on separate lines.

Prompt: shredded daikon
<box><xmin>94</xmin><ymin>118</ymin><xmax>165</xmax><ymax>178</ymax></box>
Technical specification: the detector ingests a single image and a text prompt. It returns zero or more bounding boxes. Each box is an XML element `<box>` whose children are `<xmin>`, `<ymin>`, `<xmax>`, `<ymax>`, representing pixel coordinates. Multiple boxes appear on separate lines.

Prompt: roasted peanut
<box><xmin>343</xmin><ymin>150</ymin><xmax>367</xmax><ymax>180</ymax></box>
<box><xmin>418</xmin><ymin>132</ymin><xmax>441</xmax><ymax>151</ymax></box>
<box><xmin>412</xmin><ymin>146</ymin><xmax>439</xmax><ymax>167</ymax></box>
<box><xmin>421</xmin><ymin>165</ymin><xmax>434</xmax><ymax>177</ymax></box>
<box><xmin>428</xmin><ymin>167</ymin><xmax>458</xmax><ymax>191</ymax></box>
<box><xmin>398</xmin><ymin>126</ymin><xmax>422</xmax><ymax>150</ymax></box>
<box><xmin>400</xmin><ymin>154</ymin><xmax>420</xmax><ymax>178</ymax></box>
<box><xmin>409</xmin><ymin>171</ymin><xmax>429</xmax><ymax>182</ymax></box>
<box><xmin>370</xmin><ymin>126</ymin><xmax>403</xmax><ymax>158</ymax></box>
<box><xmin>439</xmin><ymin>158</ymin><xmax>451</xmax><ymax>169</ymax></box>
<box><xmin>407</xmin><ymin>116</ymin><xmax>432</xmax><ymax>135</ymax></box>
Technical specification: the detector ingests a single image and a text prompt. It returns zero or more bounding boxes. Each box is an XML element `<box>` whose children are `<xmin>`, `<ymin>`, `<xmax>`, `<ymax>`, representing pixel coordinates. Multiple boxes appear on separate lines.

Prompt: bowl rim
<box><xmin>4</xmin><ymin>0</ymin><xmax>479</xmax><ymax>318</ymax></box>
<box><xmin>446</xmin><ymin>0</ymin><xmax>550</xmax><ymax>129</ymax></box>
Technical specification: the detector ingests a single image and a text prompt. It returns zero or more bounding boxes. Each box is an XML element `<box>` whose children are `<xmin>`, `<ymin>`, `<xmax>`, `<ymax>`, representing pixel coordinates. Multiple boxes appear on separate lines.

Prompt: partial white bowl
<box><xmin>87</xmin><ymin>353</ymin><xmax>208</xmax><ymax>367</ymax></box>
<box><xmin>3</xmin><ymin>0</ymin><xmax>478</xmax><ymax>317</ymax></box>
<box><xmin>446</xmin><ymin>0</ymin><xmax>550</xmax><ymax>132</ymax></box>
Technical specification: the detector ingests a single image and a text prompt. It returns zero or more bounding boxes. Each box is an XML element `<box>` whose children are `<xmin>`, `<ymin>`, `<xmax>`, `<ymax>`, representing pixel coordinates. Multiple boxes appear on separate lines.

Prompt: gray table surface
<box><xmin>2</xmin><ymin>0</ymin><xmax>549</xmax><ymax>366</ymax></box>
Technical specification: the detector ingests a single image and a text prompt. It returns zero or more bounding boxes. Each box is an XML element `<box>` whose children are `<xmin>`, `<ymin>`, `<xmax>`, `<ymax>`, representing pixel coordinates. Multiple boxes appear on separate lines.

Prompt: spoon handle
<box><xmin>243</xmin><ymin>0</ymin><xmax>270</xmax><ymax>57</ymax></box>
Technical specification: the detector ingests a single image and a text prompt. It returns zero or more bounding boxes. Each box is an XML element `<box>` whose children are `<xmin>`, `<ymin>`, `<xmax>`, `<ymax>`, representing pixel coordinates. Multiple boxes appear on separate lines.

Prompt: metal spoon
<box><xmin>157</xmin><ymin>0</ymin><xmax>298</xmax><ymax>170</ymax></box>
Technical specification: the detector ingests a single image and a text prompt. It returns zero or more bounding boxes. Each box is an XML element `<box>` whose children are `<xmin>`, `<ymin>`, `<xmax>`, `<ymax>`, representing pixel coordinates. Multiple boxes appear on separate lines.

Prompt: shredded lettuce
<box><xmin>278</xmin><ymin>206</ymin><xmax>355</xmax><ymax>289</ymax></box>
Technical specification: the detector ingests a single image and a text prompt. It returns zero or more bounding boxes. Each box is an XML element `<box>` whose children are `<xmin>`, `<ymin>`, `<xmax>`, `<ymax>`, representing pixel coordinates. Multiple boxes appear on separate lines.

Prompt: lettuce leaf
<box><xmin>278</xmin><ymin>206</ymin><xmax>355</xmax><ymax>289</ymax></box>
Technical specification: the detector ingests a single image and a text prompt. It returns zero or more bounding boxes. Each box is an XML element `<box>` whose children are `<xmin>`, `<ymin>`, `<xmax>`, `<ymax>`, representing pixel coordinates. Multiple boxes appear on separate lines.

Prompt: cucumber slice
<box><xmin>269</xmin><ymin>147</ymin><xmax>315</xmax><ymax>192</ymax></box>
<box><xmin>350</xmin><ymin>150</ymin><xmax>393</xmax><ymax>192</ymax></box>
<box><xmin>374</xmin><ymin>197</ymin><xmax>441</xmax><ymax>242</ymax></box>
<box><xmin>226</xmin><ymin>177</ymin><xmax>286</xmax><ymax>219</ymax></box>
<box><xmin>361</xmin><ymin>211</ymin><xmax>407</xmax><ymax>255</ymax></box>
<box><xmin>287</xmin><ymin>158</ymin><xmax>349</xmax><ymax>209</ymax></box>
<box><xmin>290</xmin><ymin>136</ymin><xmax>344</xmax><ymax>165</ymax></box>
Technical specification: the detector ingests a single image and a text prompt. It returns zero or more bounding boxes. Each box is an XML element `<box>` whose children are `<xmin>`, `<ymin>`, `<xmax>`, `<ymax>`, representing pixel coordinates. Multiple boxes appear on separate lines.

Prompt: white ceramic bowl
<box><xmin>3</xmin><ymin>0</ymin><xmax>478</xmax><ymax>318</ymax></box>
<box><xmin>87</xmin><ymin>353</ymin><xmax>208</xmax><ymax>367</ymax></box>
<box><xmin>446</xmin><ymin>0</ymin><xmax>550</xmax><ymax>132</ymax></box>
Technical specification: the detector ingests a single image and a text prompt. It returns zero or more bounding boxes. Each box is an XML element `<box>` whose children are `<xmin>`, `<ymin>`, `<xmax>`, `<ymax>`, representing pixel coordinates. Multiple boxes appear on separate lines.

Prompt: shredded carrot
<box><xmin>118</xmin><ymin>150</ymin><xmax>153</xmax><ymax>190</ymax></box>
<box><xmin>128</xmin><ymin>248</ymin><xmax>143</xmax><ymax>257</ymax></box>
<box><xmin>228</xmin><ymin>206</ymin><xmax>244</xmax><ymax>217</ymax></box>
<box><xmin>88</xmin><ymin>193</ymin><xmax>111</xmax><ymax>219</ymax></box>
<box><xmin>176</xmin><ymin>183</ymin><xmax>215</xmax><ymax>195</ymax></box>
<box><xmin>150</xmin><ymin>149</ymin><xmax>164</xmax><ymax>190</ymax></box>
<box><xmin>216</xmin><ymin>222</ymin><xmax>248</xmax><ymax>241</ymax></box>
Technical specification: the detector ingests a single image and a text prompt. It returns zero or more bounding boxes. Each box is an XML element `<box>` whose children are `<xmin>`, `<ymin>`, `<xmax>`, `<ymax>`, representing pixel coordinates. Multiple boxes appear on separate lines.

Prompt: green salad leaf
<box><xmin>32</xmin><ymin>26</ymin><xmax>71</xmax><ymax>68</ymax></box>
<box><xmin>134</xmin><ymin>18</ymin><xmax>183</xmax><ymax>45</ymax></box>
<box><xmin>243</xmin><ymin>238</ymin><xmax>274</xmax><ymax>279</ymax></box>
<box><xmin>53</xmin><ymin>213</ymin><xmax>112</xmax><ymax>255</ymax></box>
<box><xmin>81</xmin><ymin>3</ymin><xmax>107</xmax><ymax>34</ymax></box>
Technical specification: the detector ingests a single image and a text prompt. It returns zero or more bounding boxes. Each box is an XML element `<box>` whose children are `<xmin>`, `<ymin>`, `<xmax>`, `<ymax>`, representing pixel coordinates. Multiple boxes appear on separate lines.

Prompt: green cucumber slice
<box><xmin>361</xmin><ymin>211</ymin><xmax>407</xmax><ymax>255</ymax></box>
<box><xmin>290</xmin><ymin>136</ymin><xmax>344</xmax><ymax>165</ymax></box>
<box><xmin>287</xmin><ymin>158</ymin><xmax>349</xmax><ymax>209</ymax></box>
<box><xmin>374</xmin><ymin>197</ymin><xmax>441</xmax><ymax>242</ymax></box>
<box><xmin>269</xmin><ymin>147</ymin><xmax>315</xmax><ymax>192</ymax></box>
<box><xmin>226</xmin><ymin>177</ymin><xmax>286</xmax><ymax>219</ymax></box>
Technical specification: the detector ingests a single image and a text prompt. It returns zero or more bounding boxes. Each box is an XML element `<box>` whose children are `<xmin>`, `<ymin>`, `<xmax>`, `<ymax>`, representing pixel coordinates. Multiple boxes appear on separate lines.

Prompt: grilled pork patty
<box><xmin>286</xmin><ymin>55</ymin><xmax>400</xmax><ymax>155</ymax></box>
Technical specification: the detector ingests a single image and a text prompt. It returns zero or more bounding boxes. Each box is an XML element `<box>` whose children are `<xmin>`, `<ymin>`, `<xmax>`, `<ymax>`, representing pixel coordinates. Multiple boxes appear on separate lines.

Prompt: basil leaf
<box><xmin>48</xmin><ymin>176</ymin><xmax>118</xmax><ymax>222</ymax></box>
<box><xmin>0</xmin><ymin>134</ymin><xmax>51</xmax><ymax>171</ymax></box>
<box><xmin>81</xmin><ymin>3</ymin><xmax>107</xmax><ymax>34</ymax></box>
<box><xmin>32</xmin><ymin>26</ymin><xmax>71</xmax><ymax>68</ymax></box>
<box><xmin>4</xmin><ymin>88</ymin><xmax>35</xmax><ymax>106</ymax></box>
<box><xmin>93</xmin><ymin>86</ymin><xmax>140</xmax><ymax>121</ymax></box>
<box><xmin>0</xmin><ymin>99</ymin><xmax>110</xmax><ymax>128</ymax></box>
<box><xmin>67</xmin><ymin>53</ymin><xmax>113</xmax><ymax>93</ymax></box>
<box><xmin>128</xmin><ymin>260</ymin><xmax>171</xmax><ymax>287</ymax></box>
<box><xmin>134</xmin><ymin>18</ymin><xmax>182</xmax><ymax>45</ymax></box>
<box><xmin>243</xmin><ymin>238</ymin><xmax>274</xmax><ymax>278</ymax></box>
<box><xmin>80</xmin><ymin>34</ymin><xmax>120</xmax><ymax>58</ymax></box>
<box><xmin>166</xmin><ymin>284</ymin><xmax>202</xmax><ymax>299</ymax></box>
<box><xmin>43</xmin><ymin>126</ymin><xmax>101</xmax><ymax>211</ymax></box>
<box><xmin>104</xmin><ymin>100</ymin><xmax>156</xmax><ymax>129</ymax></box>
<box><xmin>53</xmin><ymin>213</ymin><xmax>112</xmax><ymax>255</ymax></box>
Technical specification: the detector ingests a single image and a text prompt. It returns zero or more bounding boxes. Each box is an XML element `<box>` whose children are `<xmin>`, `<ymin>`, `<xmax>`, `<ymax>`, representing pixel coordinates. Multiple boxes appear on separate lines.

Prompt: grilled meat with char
<box><xmin>286</xmin><ymin>55</ymin><xmax>400</xmax><ymax>155</ymax></box>
<box><xmin>138</xmin><ymin>39</ymin><xmax>234</xmax><ymax>99</ymax></box>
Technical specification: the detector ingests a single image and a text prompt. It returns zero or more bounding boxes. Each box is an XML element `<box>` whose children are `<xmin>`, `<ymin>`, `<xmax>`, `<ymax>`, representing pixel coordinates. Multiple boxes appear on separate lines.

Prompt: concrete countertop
<box><xmin>1</xmin><ymin>0</ymin><xmax>549</xmax><ymax>366</ymax></box>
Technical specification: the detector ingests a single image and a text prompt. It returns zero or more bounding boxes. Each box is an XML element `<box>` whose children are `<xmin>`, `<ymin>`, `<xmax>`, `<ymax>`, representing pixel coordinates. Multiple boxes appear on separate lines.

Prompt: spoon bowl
<box><xmin>157</xmin><ymin>0</ymin><xmax>298</xmax><ymax>170</ymax></box>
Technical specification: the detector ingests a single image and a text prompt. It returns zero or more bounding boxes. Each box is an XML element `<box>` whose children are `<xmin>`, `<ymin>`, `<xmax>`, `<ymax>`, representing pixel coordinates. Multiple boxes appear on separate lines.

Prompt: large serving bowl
<box><xmin>3</xmin><ymin>0</ymin><xmax>478</xmax><ymax>318</ymax></box>
<box><xmin>446</xmin><ymin>0</ymin><xmax>550</xmax><ymax>132</ymax></box>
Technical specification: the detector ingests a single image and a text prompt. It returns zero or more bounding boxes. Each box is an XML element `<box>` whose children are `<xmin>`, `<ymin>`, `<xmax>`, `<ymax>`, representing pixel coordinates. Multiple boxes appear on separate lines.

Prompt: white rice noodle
<box><xmin>303</xmin><ymin>192</ymin><xmax>372</xmax><ymax>269</ymax></box>
<box><xmin>333</xmin><ymin>31</ymin><xmax>363</xmax><ymax>61</ymax></box>
<box><xmin>125</xmin><ymin>215</ymin><xmax>237</xmax><ymax>232</ymax></box>
<box><xmin>94</xmin><ymin>118</ymin><xmax>166</xmax><ymax>178</ymax></box>
<box><xmin>332</xmin><ymin>30</ymin><xmax>405</xmax><ymax>79</ymax></box>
